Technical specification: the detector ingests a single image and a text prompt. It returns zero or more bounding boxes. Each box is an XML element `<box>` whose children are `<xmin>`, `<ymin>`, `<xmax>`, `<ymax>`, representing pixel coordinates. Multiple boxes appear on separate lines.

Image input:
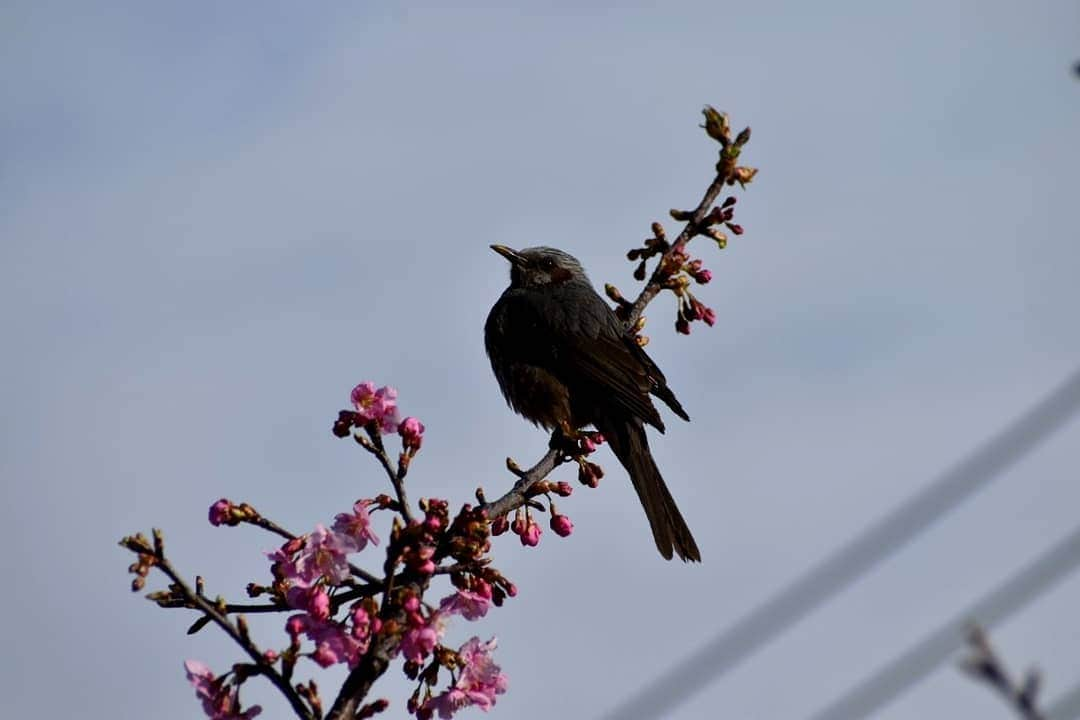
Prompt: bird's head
<box><xmin>490</xmin><ymin>245</ymin><xmax>590</xmax><ymax>289</ymax></box>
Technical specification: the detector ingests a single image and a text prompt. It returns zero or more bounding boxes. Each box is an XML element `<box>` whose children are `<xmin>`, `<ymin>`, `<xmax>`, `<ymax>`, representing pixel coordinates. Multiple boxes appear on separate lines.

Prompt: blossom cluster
<box><xmin>332</xmin><ymin>382</ymin><xmax>426</xmax><ymax>453</ymax></box>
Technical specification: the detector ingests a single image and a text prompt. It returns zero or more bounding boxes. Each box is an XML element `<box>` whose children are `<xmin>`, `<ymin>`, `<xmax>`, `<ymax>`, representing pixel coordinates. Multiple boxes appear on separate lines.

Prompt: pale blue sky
<box><xmin>3</xmin><ymin>2</ymin><xmax>1079</xmax><ymax>718</ymax></box>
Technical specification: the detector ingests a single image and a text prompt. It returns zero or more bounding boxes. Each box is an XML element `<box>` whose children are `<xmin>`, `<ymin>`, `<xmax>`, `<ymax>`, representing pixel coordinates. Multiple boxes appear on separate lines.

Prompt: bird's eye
<box><xmin>539</xmin><ymin>257</ymin><xmax>555</xmax><ymax>271</ymax></box>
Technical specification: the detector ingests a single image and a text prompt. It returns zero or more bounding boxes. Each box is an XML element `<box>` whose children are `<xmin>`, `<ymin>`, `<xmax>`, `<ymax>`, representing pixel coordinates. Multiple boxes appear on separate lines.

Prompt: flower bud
<box><xmin>550</xmin><ymin>512</ymin><xmax>574</xmax><ymax>537</ymax></box>
<box><xmin>701</xmin><ymin>105</ymin><xmax>730</xmax><ymax>144</ymax></box>
<box><xmin>519</xmin><ymin>520</ymin><xmax>542</xmax><ymax>547</ymax></box>
<box><xmin>208</xmin><ymin>499</ymin><xmax>233</xmax><ymax>527</ymax></box>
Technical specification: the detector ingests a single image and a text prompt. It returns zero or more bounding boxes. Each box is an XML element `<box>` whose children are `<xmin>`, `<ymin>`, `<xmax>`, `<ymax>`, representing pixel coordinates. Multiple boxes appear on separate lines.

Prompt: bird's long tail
<box><xmin>596</xmin><ymin>418</ymin><xmax>701</xmax><ymax>562</ymax></box>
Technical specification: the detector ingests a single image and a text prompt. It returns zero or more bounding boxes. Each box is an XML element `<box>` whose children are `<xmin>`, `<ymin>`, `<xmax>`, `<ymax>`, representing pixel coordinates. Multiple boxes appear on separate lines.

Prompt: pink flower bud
<box><xmin>675</xmin><ymin>317</ymin><xmax>691</xmax><ymax>335</ymax></box>
<box><xmin>491</xmin><ymin>516</ymin><xmax>510</xmax><ymax>535</ymax></box>
<box><xmin>550</xmin><ymin>513</ymin><xmax>574</xmax><ymax>537</ymax></box>
<box><xmin>553</xmin><ymin>481</ymin><xmax>574</xmax><ymax>497</ymax></box>
<box><xmin>702</xmin><ymin>307</ymin><xmax>717</xmax><ymax>326</ymax></box>
<box><xmin>726</xmin><ymin>222</ymin><xmax>744</xmax><ymax>235</ymax></box>
<box><xmin>511</xmin><ymin>509</ymin><xmax>526</xmax><ymax>535</ymax></box>
<box><xmin>694</xmin><ymin>268</ymin><xmax>713</xmax><ymax>284</ymax></box>
<box><xmin>398</xmin><ymin>416</ymin><xmax>425</xmax><ymax>452</ymax></box>
<box><xmin>263</xmin><ymin>649</ymin><xmax>278</xmax><ymax>663</ymax></box>
<box><xmin>208</xmin><ymin>499</ymin><xmax>233</xmax><ymax>526</ymax></box>
<box><xmin>286</xmin><ymin>615</ymin><xmax>306</xmax><ymax>639</ymax></box>
<box><xmin>520</xmin><ymin>520</ymin><xmax>542</xmax><ymax>547</ymax></box>
<box><xmin>403</xmin><ymin>595</ymin><xmax>420</xmax><ymax>613</ymax></box>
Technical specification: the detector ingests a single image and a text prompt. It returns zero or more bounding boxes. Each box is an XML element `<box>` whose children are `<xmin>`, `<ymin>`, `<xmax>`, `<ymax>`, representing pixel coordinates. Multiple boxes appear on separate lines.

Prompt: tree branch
<box><xmin>960</xmin><ymin>625</ymin><xmax>1046</xmax><ymax>720</ymax></box>
<box><xmin>122</xmin><ymin>531</ymin><xmax>316</xmax><ymax>720</ymax></box>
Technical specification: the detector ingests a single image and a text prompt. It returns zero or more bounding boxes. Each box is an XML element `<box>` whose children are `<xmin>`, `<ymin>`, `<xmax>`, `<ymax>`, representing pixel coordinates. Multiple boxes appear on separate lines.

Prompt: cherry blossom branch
<box><xmin>481</xmin><ymin>448</ymin><xmax>564</xmax><ymax>520</ymax></box>
<box><xmin>122</xmin><ymin>106</ymin><xmax>753</xmax><ymax>720</ymax></box>
<box><xmin>354</xmin><ymin>428</ymin><xmax>416</xmax><ymax>526</ymax></box>
<box><xmin>120</xmin><ymin>530</ymin><xmax>316</xmax><ymax>720</ymax></box>
<box><xmin>960</xmin><ymin>625</ymin><xmax>1047</xmax><ymax>720</ymax></box>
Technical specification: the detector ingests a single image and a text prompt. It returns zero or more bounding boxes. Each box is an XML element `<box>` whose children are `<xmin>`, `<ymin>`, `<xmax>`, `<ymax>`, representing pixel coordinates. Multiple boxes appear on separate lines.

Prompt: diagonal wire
<box><xmin>808</xmin><ymin>524</ymin><xmax>1080</xmax><ymax>720</ymax></box>
<box><xmin>599</xmin><ymin>366</ymin><xmax>1080</xmax><ymax>720</ymax></box>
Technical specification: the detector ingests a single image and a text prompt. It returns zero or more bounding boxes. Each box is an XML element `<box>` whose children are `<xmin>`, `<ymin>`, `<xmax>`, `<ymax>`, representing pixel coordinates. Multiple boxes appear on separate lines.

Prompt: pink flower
<box><xmin>293</xmin><ymin>525</ymin><xmax>353</xmax><ymax>586</ymax></box>
<box><xmin>457</xmin><ymin>637</ymin><xmax>508</xmax><ymax>710</ymax></box>
<box><xmin>350</xmin><ymin>382</ymin><xmax>400</xmax><ymax>433</ymax></box>
<box><xmin>421</xmin><ymin>637</ymin><xmax>507</xmax><ymax>718</ymax></box>
<box><xmin>184</xmin><ymin>660</ymin><xmax>263</xmax><ymax>719</ymax></box>
<box><xmin>398</xmin><ymin>416</ymin><xmax>425</xmax><ymax>451</ymax></box>
<box><xmin>185</xmin><ymin>660</ymin><xmax>216</xmax><ymax>703</ymax></box>
<box><xmin>333</xmin><ymin>500</ymin><xmax>380</xmax><ymax>551</ymax></box>
<box><xmin>286</xmin><ymin>614</ymin><xmax>368</xmax><ymax>668</ymax></box>
<box><xmin>399</xmin><ymin>612</ymin><xmax>444</xmax><ymax>664</ymax></box>
<box><xmin>438</xmin><ymin>589</ymin><xmax>491</xmax><ymax>621</ymax></box>
<box><xmin>550</xmin><ymin>513</ymin><xmax>574</xmax><ymax>537</ymax></box>
<box><xmin>208</xmin><ymin>499</ymin><xmax>233</xmax><ymax>527</ymax></box>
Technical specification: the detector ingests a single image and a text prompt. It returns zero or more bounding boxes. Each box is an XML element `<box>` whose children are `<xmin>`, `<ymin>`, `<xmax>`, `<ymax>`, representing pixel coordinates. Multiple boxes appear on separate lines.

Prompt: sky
<box><xmin>3</xmin><ymin>1</ymin><xmax>1080</xmax><ymax>718</ymax></box>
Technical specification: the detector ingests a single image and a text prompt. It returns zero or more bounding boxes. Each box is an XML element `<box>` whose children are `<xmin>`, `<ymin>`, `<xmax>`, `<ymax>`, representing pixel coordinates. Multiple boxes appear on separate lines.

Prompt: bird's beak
<box><xmin>490</xmin><ymin>244</ymin><xmax>527</xmax><ymax>267</ymax></box>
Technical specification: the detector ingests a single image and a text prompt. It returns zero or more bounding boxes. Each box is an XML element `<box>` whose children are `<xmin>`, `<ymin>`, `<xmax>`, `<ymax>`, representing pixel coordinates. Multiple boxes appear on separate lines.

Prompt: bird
<box><xmin>484</xmin><ymin>245</ymin><xmax>701</xmax><ymax>562</ymax></box>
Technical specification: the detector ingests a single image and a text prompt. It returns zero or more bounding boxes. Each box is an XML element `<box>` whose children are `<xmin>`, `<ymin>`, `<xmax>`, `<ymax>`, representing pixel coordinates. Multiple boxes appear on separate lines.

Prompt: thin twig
<box><xmin>356</xmin><ymin>431</ymin><xmax>416</xmax><ymax>525</ymax></box>
<box><xmin>625</xmin><ymin>171</ymin><xmax>730</xmax><ymax>329</ymax></box>
<box><xmin>960</xmin><ymin>625</ymin><xmax>1046</xmax><ymax>720</ymax></box>
<box><xmin>146</xmin><ymin>534</ymin><xmax>317</xmax><ymax>720</ymax></box>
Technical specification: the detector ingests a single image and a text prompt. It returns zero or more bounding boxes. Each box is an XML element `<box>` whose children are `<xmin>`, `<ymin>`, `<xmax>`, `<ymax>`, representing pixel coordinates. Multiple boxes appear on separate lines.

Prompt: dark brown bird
<box><xmin>484</xmin><ymin>245</ymin><xmax>701</xmax><ymax>562</ymax></box>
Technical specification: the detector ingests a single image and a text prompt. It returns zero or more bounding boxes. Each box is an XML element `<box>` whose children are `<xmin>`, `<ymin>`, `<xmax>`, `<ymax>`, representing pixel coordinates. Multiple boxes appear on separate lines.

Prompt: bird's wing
<box><xmin>488</xmin><ymin>289</ymin><xmax>669</xmax><ymax>431</ymax></box>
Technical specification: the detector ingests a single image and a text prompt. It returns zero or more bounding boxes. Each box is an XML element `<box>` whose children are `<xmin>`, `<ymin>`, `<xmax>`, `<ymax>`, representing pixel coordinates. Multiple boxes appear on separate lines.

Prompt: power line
<box><xmin>808</xmin><ymin>524</ymin><xmax>1080</xmax><ymax>720</ymax></box>
<box><xmin>599</xmin><ymin>366</ymin><xmax>1080</xmax><ymax>720</ymax></box>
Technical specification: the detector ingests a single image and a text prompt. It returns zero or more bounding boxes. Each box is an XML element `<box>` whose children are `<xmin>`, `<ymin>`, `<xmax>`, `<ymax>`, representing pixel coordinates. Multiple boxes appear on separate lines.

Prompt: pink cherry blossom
<box><xmin>184</xmin><ymin>660</ymin><xmax>263</xmax><ymax>720</ymax></box>
<box><xmin>398</xmin><ymin>416</ymin><xmax>425</xmax><ymax>451</ymax></box>
<box><xmin>438</xmin><ymin>588</ymin><xmax>491</xmax><ymax>621</ymax></box>
<box><xmin>285</xmin><ymin>614</ymin><xmax>368</xmax><ymax>668</ymax></box>
<box><xmin>457</xmin><ymin>637</ymin><xmax>508</xmax><ymax>710</ymax></box>
<box><xmin>399</xmin><ymin>612</ymin><xmax>444</xmax><ymax>664</ymax></box>
<box><xmin>421</xmin><ymin>637</ymin><xmax>507</xmax><ymax>718</ymax></box>
<box><xmin>350</xmin><ymin>382</ymin><xmax>400</xmax><ymax>433</ymax></box>
<box><xmin>208</xmin><ymin>499</ymin><xmax>233</xmax><ymax>526</ymax></box>
<box><xmin>293</xmin><ymin>524</ymin><xmax>353</xmax><ymax>586</ymax></box>
<box><xmin>333</xmin><ymin>500</ymin><xmax>380</xmax><ymax>551</ymax></box>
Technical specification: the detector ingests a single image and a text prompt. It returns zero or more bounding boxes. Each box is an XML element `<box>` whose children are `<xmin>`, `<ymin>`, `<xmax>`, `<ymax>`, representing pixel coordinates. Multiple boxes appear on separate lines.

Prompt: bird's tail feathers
<box><xmin>599</xmin><ymin>418</ymin><xmax>701</xmax><ymax>562</ymax></box>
